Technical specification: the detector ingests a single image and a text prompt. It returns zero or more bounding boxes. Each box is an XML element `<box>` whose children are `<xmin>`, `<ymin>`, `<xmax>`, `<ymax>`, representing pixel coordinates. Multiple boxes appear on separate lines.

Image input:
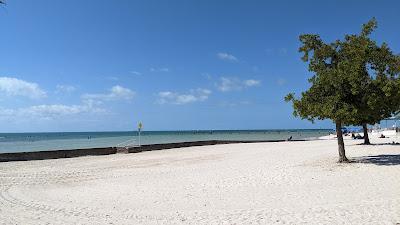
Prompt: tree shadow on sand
<box><xmin>370</xmin><ymin>142</ymin><xmax>400</xmax><ymax>146</ymax></box>
<box><xmin>355</xmin><ymin>141</ymin><xmax>400</xmax><ymax>146</ymax></box>
<box><xmin>352</xmin><ymin>154</ymin><xmax>400</xmax><ymax>166</ymax></box>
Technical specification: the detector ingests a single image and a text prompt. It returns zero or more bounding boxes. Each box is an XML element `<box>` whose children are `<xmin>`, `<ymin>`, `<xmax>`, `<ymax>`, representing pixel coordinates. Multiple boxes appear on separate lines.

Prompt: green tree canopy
<box><xmin>338</xmin><ymin>19</ymin><xmax>400</xmax><ymax>144</ymax></box>
<box><xmin>285</xmin><ymin>18</ymin><xmax>400</xmax><ymax>162</ymax></box>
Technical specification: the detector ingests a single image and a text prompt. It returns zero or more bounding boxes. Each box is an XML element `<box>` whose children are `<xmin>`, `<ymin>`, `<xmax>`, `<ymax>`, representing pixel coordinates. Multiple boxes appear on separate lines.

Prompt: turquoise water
<box><xmin>0</xmin><ymin>129</ymin><xmax>332</xmax><ymax>153</ymax></box>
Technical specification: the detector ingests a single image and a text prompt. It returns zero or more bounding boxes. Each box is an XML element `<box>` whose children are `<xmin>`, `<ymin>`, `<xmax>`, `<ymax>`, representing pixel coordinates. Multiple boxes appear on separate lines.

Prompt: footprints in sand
<box><xmin>0</xmin><ymin>143</ymin><xmax>399</xmax><ymax>225</ymax></box>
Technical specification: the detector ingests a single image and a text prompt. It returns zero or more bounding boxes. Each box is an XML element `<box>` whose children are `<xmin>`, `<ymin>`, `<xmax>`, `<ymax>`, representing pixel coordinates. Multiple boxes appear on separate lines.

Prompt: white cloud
<box><xmin>157</xmin><ymin>88</ymin><xmax>211</xmax><ymax>105</ymax></box>
<box><xmin>20</xmin><ymin>104</ymin><xmax>104</xmax><ymax>119</ymax></box>
<box><xmin>244</xmin><ymin>79</ymin><xmax>261</xmax><ymax>87</ymax></box>
<box><xmin>0</xmin><ymin>102</ymin><xmax>105</xmax><ymax>120</ymax></box>
<box><xmin>82</xmin><ymin>85</ymin><xmax>135</xmax><ymax>102</ymax></box>
<box><xmin>150</xmin><ymin>67</ymin><xmax>169</xmax><ymax>72</ymax></box>
<box><xmin>217</xmin><ymin>52</ymin><xmax>238</xmax><ymax>62</ymax></box>
<box><xmin>217</xmin><ymin>77</ymin><xmax>242</xmax><ymax>92</ymax></box>
<box><xmin>108</xmin><ymin>86</ymin><xmax>135</xmax><ymax>100</ymax></box>
<box><xmin>0</xmin><ymin>77</ymin><xmax>46</xmax><ymax>99</ymax></box>
<box><xmin>0</xmin><ymin>107</ymin><xmax>14</xmax><ymax>117</ymax></box>
<box><xmin>130</xmin><ymin>71</ymin><xmax>142</xmax><ymax>76</ymax></box>
<box><xmin>217</xmin><ymin>77</ymin><xmax>261</xmax><ymax>92</ymax></box>
<box><xmin>56</xmin><ymin>85</ymin><xmax>76</xmax><ymax>93</ymax></box>
<box><xmin>0</xmin><ymin>85</ymin><xmax>135</xmax><ymax>122</ymax></box>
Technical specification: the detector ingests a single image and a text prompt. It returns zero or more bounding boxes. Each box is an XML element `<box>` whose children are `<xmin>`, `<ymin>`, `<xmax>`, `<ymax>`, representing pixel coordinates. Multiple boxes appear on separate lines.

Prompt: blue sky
<box><xmin>0</xmin><ymin>0</ymin><xmax>399</xmax><ymax>132</ymax></box>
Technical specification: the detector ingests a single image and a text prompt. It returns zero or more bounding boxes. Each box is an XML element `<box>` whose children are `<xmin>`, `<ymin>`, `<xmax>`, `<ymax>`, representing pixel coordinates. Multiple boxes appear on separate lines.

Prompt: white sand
<box><xmin>0</xmin><ymin>136</ymin><xmax>399</xmax><ymax>224</ymax></box>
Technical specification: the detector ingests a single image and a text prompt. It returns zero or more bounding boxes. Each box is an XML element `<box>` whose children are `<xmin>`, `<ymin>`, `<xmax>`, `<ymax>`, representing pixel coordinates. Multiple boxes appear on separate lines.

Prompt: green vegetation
<box><xmin>285</xmin><ymin>18</ymin><xmax>400</xmax><ymax>162</ymax></box>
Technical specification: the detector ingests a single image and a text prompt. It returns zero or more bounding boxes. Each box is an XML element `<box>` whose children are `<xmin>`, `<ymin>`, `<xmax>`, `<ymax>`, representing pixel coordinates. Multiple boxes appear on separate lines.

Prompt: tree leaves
<box><xmin>286</xmin><ymin>18</ymin><xmax>400</xmax><ymax>126</ymax></box>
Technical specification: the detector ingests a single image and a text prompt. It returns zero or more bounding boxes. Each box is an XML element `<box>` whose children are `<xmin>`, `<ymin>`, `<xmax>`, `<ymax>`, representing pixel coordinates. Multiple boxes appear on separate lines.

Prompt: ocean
<box><xmin>0</xmin><ymin>129</ymin><xmax>332</xmax><ymax>153</ymax></box>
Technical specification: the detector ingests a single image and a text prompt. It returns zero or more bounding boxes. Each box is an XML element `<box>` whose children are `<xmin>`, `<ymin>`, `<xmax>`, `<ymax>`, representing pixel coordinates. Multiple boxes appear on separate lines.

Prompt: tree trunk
<box><xmin>362</xmin><ymin>123</ymin><xmax>370</xmax><ymax>145</ymax></box>
<box><xmin>336</xmin><ymin>121</ymin><xmax>349</xmax><ymax>163</ymax></box>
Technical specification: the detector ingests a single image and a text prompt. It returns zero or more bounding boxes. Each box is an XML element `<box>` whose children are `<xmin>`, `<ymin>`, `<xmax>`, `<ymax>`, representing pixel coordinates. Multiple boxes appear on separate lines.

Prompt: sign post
<box><xmin>138</xmin><ymin>122</ymin><xmax>143</xmax><ymax>146</ymax></box>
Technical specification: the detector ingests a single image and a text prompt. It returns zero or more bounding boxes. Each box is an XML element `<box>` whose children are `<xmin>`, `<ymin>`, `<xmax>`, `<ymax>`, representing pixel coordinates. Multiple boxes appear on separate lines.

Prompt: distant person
<box><xmin>287</xmin><ymin>136</ymin><xmax>293</xmax><ymax>141</ymax></box>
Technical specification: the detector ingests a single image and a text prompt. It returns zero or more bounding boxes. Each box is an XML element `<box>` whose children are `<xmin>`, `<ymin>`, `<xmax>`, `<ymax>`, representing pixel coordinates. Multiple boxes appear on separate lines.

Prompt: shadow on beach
<box><xmin>352</xmin><ymin>154</ymin><xmax>400</xmax><ymax>166</ymax></box>
<box><xmin>369</xmin><ymin>142</ymin><xmax>400</xmax><ymax>146</ymax></box>
<box><xmin>355</xmin><ymin>142</ymin><xmax>400</xmax><ymax>146</ymax></box>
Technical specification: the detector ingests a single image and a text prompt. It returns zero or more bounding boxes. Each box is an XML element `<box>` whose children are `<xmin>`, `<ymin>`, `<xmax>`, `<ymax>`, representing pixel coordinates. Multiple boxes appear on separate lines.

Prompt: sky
<box><xmin>0</xmin><ymin>0</ymin><xmax>399</xmax><ymax>132</ymax></box>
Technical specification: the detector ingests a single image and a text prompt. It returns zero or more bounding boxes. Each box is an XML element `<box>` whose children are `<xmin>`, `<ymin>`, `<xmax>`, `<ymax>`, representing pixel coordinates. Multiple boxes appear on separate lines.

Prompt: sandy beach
<box><xmin>0</xmin><ymin>136</ymin><xmax>399</xmax><ymax>224</ymax></box>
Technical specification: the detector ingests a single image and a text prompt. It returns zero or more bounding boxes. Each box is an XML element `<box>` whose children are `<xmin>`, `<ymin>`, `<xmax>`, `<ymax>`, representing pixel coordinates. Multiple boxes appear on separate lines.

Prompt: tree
<box><xmin>369</xmin><ymin>43</ymin><xmax>400</xmax><ymax>125</ymax></box>
<box><xmin>341</xmin><ymin>19</ymin><xmax>400</xmax><ymax>144</ymax></box>
<box><xmin>285</xmin><ymin>19</ymin><xmax>385</xmax><ymax>162</ymax></box>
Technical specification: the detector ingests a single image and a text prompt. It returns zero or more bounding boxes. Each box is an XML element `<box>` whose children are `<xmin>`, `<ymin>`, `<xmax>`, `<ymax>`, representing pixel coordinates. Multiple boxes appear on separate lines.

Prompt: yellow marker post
<box><xmin>138</xmin><ymin>122</ymin><xmax>143</xmax><ymax>146</ymax></box>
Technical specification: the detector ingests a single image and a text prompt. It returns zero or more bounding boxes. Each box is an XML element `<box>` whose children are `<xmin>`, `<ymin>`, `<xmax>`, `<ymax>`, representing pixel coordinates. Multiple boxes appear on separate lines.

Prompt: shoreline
<box><xmin>0</xmin><ymin>129</ymin><xmax>331</xmax><ymax>154</ymax></box>
<box><xmin>0</xmin><ymin>128</ymin><xmax>333</xmax><ymax>134</ymax></box>
<box><xmin>1</xmin><ymin>131</ymin><xmax>397</xmax><ymax>162</ymax></box>
<box><xmin>0</xmin><ymin>139</ymin><xmax>307</xmax><ymax>162</ymax></box>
